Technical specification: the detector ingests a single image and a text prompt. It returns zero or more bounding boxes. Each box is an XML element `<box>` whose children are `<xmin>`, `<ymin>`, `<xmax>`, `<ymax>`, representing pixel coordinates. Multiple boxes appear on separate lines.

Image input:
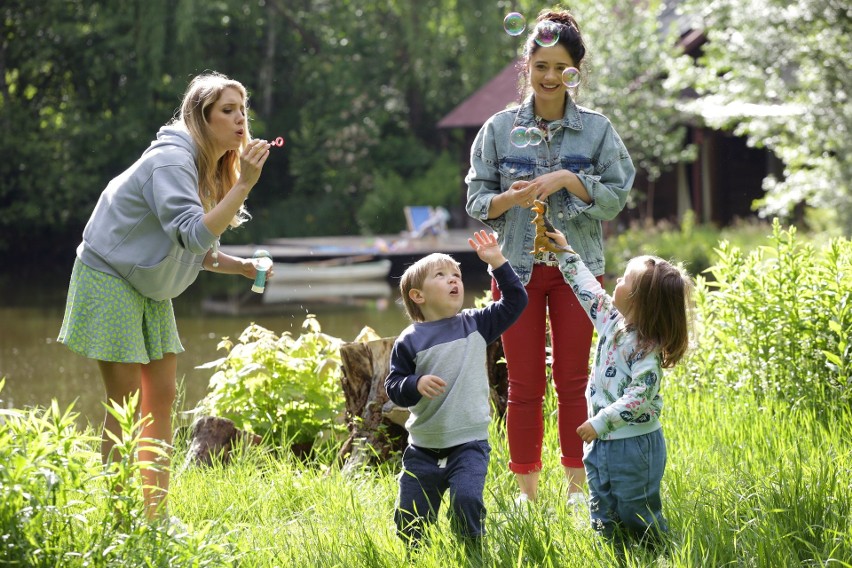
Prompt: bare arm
<box><xmin>202</xmin><ymin>139</ymin><xmax>270</xmax><ymax>236</ymax></box>
<box><xmin>527</xmin><ymin>170</ymin><xmax>591</xmax><ymax>204</ymax></box>
<box><xmin>485</xmin><ymin>181</ymin><xmax>539</xmax><ymax>219</ymax></box>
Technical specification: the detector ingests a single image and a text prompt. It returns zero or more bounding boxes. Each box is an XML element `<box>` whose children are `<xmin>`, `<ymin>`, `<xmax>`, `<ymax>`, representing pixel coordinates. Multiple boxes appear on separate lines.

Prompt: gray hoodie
<box><xmin>77</xmin><ymin>124</ymin><xmax>218</xmax><ymax>301</ymax></box>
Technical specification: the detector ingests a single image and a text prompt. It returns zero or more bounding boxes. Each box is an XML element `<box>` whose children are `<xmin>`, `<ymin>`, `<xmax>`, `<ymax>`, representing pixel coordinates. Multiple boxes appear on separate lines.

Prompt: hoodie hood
<box><xmin>146</xmin><ymin>122</ymin><xmax>198</xmax><ymax>159</ymax></box>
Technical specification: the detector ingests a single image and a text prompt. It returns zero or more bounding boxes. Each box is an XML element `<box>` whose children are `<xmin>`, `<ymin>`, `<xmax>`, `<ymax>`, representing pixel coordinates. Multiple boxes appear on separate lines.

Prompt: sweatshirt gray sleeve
<box><xmin>149</xmin><ymin>164</ymin><xmax>217</xmax><ymax>254</ymax></box>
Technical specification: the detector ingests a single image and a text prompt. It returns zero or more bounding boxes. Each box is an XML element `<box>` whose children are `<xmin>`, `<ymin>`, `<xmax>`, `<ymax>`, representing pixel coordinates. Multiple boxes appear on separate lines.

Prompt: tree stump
<box><xmin>181</xmin><ymin>415</ymin><xmax>262</xmax><ymax>469</ymax></box>
<box><xmin>337</xmin><ymin>337</ymin><xmax>406</xmax><ymax>472</ymax></box>
<box><xmin>486</xmin><ymin>338</ymin><xmax>508</xmax><ymax>421</ymax></box>
<box><xmin>337</xmin><ymin>335</ymin><xmax>507</xmax><ymax>472</ymax></box>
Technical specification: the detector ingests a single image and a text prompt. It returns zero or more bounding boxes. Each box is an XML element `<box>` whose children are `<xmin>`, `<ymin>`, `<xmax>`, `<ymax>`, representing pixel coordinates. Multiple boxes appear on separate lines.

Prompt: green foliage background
<box><xmin>1</xmin><ymin>0</ymin><xmax>728</xmax><ymax>265</ymax></box>
<box><xmin>3</xmin><ymin>0</ymin><xmax>848</xmax><ymax>262</ymax></box>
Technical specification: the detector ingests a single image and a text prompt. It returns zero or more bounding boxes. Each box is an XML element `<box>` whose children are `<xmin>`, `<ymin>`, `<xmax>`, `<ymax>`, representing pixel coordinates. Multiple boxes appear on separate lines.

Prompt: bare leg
<box><xmin>98</xmin><ymin>354</ymin><xmax>177</xmax><ymax>518</ymax></box>
<box><xmin>138</xmin><ymin>354</ymin><xmax>177</xmax><ymax>517</ymax></box>
<box><xmin>515</xmin><ymin>471</ymin><xmax>541</xmax><ymax>502</ymax></box>
<box><xmin>564</xmin><ymin>466</ymin><xmax>586</xmax><ymax>494</ymax></box>
<box><xmin>98</xmin><ymin>360</ymin><xmax>141</xmax><ymax>465</ymax></box>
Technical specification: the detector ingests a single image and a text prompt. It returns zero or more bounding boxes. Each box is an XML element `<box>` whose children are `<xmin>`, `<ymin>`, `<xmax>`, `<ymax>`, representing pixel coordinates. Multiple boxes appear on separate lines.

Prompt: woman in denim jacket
<box><xmin>465</xmin><ymin>8</ymin><xmax>634</xmax><ymax>506</ymax></box>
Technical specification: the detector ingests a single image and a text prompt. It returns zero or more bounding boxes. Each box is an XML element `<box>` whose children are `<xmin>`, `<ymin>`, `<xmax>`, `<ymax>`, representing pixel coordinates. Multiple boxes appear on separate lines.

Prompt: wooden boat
<box><xmin>262</xmin><ymin>279</ymin><xmax>392</xmax><ymax>304</ymax></box>
<box><xmin>201</xmin><ymin>258</ymin><xmax>393</xmax><ymax>312</ymax></box>
<box><xmin>271</xmin><ymin>258</ymin><xmax>392</xmax><ymax>283</ymax></box>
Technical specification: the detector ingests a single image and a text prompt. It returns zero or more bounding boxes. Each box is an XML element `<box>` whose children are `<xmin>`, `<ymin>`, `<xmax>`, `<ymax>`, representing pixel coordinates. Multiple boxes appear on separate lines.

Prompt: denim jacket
<box><xmin>465</xmin><ymin>94</ymin><xmax>634</xmax><ymax>283</ymax></box>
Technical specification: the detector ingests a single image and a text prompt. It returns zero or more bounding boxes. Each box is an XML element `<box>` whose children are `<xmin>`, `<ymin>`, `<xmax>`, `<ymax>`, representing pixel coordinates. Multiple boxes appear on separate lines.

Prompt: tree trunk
<box><xmin>337</xmin><ymin>337</ymin><xmax>405</xmax><ymax>472</ymax></box>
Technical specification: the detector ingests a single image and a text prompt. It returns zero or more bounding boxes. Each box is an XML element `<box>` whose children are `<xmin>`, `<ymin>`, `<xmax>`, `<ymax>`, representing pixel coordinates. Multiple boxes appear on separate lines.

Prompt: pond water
<box><xmin>0</xmin><ymin>266</ymin><xmax>491</xmax><ymax>429</ymax></box>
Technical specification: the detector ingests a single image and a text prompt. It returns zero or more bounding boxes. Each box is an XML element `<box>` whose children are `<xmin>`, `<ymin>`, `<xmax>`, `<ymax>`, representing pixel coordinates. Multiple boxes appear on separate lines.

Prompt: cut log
<box><xmin>486</xmin><ymin>338</ymin><xmax>508</xmax><ymax>421</ymax></box>
<box><xmin>181</xmin><ymin>415</ymin><xmax>262</xmax><ymax>469</ymax></box>
<box><xmin>338</xmin><ymin>337</ymin><xmax>406</xmax><ymax>472</ymax></box>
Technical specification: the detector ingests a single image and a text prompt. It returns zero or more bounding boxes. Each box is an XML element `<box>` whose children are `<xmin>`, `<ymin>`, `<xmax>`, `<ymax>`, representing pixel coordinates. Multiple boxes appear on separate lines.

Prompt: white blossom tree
<box><xmin>668</xmin><ymin>0</ymin><xmax>851</xmax><ymax>232</ymax></box>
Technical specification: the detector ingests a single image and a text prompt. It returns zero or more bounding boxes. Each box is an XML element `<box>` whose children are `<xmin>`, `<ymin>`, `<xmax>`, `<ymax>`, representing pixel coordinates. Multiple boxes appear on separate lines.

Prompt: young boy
<box><xmin>385</xmin><ymin>230</ymin><xmax>528</xmax><ymax>549</ymax></box>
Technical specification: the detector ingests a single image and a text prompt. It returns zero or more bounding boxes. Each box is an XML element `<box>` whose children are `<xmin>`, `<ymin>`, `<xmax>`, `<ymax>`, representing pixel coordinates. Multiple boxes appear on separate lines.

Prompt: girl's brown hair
<box><xmin>176</xmin><ymin>72</ymin><xmax>250</xmax><ymax>227</ymax></box>
<box><xmin>624</xmin><ymin>256</ymin><xmax>694</xmax><ymax>368</ymax></box>
<box><xmin>399</xmin><ymin>253</ymin><xmax>461</xmax><ymax>322</ymax></box>
<box><xmin>518</xmin><ymin>7</ymin><xmax>588</xmax><ymax>98</ymax></box>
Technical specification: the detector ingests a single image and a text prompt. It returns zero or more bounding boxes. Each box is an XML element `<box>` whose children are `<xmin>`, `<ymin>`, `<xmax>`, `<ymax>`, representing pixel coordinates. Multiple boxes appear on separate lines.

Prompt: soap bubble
<box><xmin>534</xmin><ymin>21</ymin><xmax>560</xmax><ymax>47</ymax></box>
<box><xmin>510</xmin><ymin>126</ymin><xmax>531</xmax><ymax>148</ymax></box>
<box><xmin>562</xmin><ymin>67</ymin><xmax>580</xmax><ymax>88</ymax></box>
<box><xmin>526</xmin><ymin>127</ymin><xmax>545</xmax><ymax>146</ymax></box>
<box><xmin>503</xmin><ymin>12</ymin><xmax>526</xmax><ymax>36</ymax></box>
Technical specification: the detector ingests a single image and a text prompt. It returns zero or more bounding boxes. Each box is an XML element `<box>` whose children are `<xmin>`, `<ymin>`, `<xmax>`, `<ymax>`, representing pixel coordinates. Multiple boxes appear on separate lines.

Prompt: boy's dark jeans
<box><xmin>395</xmin><ymin>440</ymin><xmax>491</xmax><ymax>546</ymax></box>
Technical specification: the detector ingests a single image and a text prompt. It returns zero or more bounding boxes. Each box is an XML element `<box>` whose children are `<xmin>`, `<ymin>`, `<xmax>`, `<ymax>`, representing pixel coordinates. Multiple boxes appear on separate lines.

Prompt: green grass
<box><xmin>3</xmin><ymin>221</ymin><xmax>851</xmax><ymax>566</ymax></box>
<box><xmin>165</xmin><ymin>389</ymin><xmax>852</xmax><ymax>567</ymax></box>
<box><xmin>5</xmin><ymin>385</ymin><xmax>848</xmax><ymax>567</ymax></box>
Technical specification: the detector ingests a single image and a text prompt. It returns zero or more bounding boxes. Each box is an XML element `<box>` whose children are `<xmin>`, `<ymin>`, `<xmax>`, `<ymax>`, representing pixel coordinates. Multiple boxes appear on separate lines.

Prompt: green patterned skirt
<box><xmin>58</xmin><ymin>258</ymin><xmax>184</xmax><ymax>363</ymax></box>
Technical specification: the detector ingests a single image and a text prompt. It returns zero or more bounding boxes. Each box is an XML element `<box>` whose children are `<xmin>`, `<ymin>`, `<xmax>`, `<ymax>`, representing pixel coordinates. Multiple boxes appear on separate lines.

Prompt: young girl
<box><xmin>541</xmin><ymin>228</ymin><xmax>693</xmax><ymax>547</ymax></box>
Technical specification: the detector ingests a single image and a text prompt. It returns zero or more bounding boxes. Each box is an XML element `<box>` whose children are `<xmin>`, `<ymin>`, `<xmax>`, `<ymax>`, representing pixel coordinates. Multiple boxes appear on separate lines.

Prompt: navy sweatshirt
<box><xmin>385</xmin><ymin>262</ymin><xmax>527</xmax><ymax>448</ymax></box>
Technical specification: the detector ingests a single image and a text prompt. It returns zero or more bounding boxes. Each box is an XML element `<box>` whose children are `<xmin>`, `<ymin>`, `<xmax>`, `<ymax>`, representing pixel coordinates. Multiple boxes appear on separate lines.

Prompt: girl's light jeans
<box><xmin>584</xmin><ymin>428</ymin><xmax>668</xmax><ymax>543</ymax></box>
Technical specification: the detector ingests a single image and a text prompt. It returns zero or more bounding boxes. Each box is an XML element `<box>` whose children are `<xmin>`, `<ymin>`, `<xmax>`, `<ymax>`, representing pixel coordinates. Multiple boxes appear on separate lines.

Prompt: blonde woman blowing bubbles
<box><xmin>58</xmin><ymin>72</ymin><xmax>273</xmax><ymax>518</ymax></box>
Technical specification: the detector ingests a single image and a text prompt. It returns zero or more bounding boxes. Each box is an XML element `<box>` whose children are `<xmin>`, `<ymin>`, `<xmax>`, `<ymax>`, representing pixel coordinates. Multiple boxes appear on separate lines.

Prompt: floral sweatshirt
<box><xmin>557</xmin><ymin>253</ymin><xmax>663</xmax><ymax>440</ymax></box>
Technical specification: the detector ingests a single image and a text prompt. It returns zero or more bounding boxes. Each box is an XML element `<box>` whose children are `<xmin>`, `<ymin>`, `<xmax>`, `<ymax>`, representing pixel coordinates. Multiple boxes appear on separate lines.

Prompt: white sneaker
<box><xmin>567</xmin><ymin>492</ymin><xmax>588</xmax><ymax>514</ymax></box>
<box><xmin>515</xmin><ymin>493</ymin><xmax>530</xmax><ymax>506</ymax></box>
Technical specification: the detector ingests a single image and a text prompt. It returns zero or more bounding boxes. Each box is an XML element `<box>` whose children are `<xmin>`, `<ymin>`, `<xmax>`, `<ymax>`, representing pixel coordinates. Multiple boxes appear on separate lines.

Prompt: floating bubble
<box><xmin>503</xmin><ymin>12</ymin><xmax>526</xmax><ymax>36</ymax></box>
<box><xmin>271</xmin><ymin>136</ymin><xmax>286</xmax><ymax>147</ymax></box>
<box><xmin>534</xmin><ymin>21</ymin><xmax>560</xmax><ymax>47</ymax></box>
<box><xmin>526</xmin><ymin>127</ymin><xmax>545</xmax><ymax>146</ymax></box>
<box><xmin>562</xmin><ymin>67</ymin><xmax>580</xmax><ymax>88</ymax></box>
<box><xmin>510</xmin><ymin>126</ymin><xmax>531</xmax><ymax>148</ymax></box>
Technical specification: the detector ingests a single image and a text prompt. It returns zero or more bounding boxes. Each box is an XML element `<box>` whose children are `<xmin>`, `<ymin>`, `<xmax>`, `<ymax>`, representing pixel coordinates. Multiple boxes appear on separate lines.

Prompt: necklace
<box><xmin>534</xmin><ymin>115</ymin><xmax>562</xmax><ymax>143</ymax></box>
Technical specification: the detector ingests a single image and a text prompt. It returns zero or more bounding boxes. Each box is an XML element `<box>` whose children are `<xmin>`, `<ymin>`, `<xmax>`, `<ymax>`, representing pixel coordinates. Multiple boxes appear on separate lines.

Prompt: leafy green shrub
<box><xmin>673</xmin><ymin>220</ymin><xmax>852</xmax><ymax>410</ymax></box>
<box><xmin>356</xmin><ymin>151</ymin><xmax>461</xmax><ymax>235</ymax></box>
<box><xmin>0</xmin><ymin>382</ymin><xmax>232</xmax><ymax>566</ymax></box>
<box><xmin>0</xmin><ymin>391</ymin><xmax>98</xmax><ymax>565</ymax></box>
<box><xmin>195</xmin><ymin>317</ymin><xmax>347</xmax><ymax>449</ymax></box>
<box><xmin>605</xmin><ymin>211</ymin><xmax>779</xmax><ymax>279</ymax></box>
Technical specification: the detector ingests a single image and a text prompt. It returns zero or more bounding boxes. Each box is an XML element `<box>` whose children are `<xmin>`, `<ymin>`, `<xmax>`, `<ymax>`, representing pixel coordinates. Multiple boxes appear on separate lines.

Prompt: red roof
<box><xmin>437</xmin><ymin>60</ymin><xmax>523</xmax><ymax>129</ymax></box>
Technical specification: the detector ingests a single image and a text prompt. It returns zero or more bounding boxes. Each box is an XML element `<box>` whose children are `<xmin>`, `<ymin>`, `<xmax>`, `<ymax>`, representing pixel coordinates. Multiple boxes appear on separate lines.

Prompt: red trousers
<box><xmin>492</xmin><ymin>264</ymin><xmax>597</xmax><ymax>472</ymax></box>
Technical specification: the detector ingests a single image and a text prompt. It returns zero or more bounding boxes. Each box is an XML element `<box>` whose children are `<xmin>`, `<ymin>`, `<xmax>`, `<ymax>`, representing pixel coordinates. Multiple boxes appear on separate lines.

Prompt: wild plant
<box><xmin>0</xmin><ymin>382</ymin><xmax>237</xmax><ymax>566</ymax></box>
<box><xmin>678</xmin><ymin>219</ymin><xmax>851</xmax><ymax>411</ymax></box>
<box><xmin>194</xmin><ymin>316</ymin><xmax>347</xmax><ymax>450</ymax></box>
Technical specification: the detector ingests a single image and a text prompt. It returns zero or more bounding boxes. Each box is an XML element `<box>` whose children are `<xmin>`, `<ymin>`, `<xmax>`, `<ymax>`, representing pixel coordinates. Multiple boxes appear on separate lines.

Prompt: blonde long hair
<box><xmin>176</xmin><ymin>72</ymin><xmax>250</xmax><ymax>227</ymax></box>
